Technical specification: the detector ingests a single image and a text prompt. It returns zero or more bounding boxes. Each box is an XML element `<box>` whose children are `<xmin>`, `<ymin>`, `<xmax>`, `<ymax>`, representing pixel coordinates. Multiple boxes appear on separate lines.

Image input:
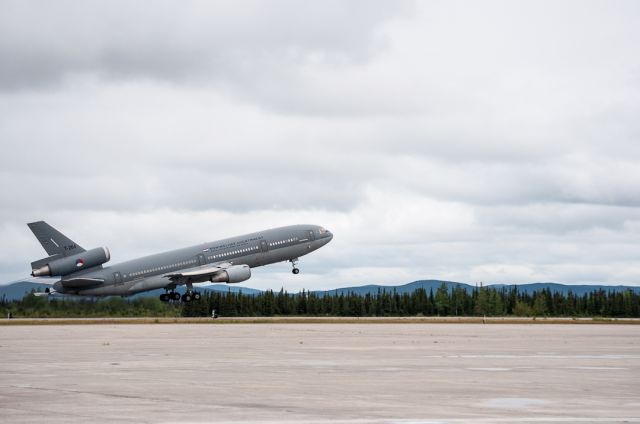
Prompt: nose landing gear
<box><xmin>290</xmin><ymin>258</ymin><xmax>300</xmax><ymax>274</ymax></box>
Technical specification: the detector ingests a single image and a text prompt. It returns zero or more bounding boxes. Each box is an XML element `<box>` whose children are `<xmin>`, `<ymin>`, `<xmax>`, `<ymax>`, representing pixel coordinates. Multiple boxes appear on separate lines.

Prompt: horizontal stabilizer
<box><xmin>60</xmin><ymin>278</ymin><xmax>104</xmax><ymax>289</ymax></box>
<box><xmin>35</xmin><ymin>290</ymin><xmax>90</xmax><ymax>300</ymax></box>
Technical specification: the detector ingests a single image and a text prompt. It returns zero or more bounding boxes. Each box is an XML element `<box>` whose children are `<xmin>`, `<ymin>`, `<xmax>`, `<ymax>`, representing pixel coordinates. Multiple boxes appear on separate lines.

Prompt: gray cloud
<box><xmin>0</xmin><ymin>1</ymin><xmax>408</xmax><ymax>91</ymax></box>
<box><xmin>1</xmin><ymin>1</ymin><xmax>640</xmax><ymax>288</ymax></box>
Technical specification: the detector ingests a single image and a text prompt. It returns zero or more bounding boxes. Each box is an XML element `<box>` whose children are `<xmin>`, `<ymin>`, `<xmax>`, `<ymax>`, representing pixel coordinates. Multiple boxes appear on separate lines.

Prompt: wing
<box><xmin>164</xmin><ymin>262</ymin><xmax>250</xmax><ymax>284</ymax></box>
<box><xmin>164</xmin><ymin>262</ymin><xmax>233</xmax><ymax>283</ymax></box>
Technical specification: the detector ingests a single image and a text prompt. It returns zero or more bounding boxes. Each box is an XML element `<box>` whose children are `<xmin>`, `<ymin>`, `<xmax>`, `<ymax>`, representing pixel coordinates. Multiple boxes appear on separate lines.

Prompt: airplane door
<box><xmin>309</xmin><ymin>230</ymin><xmax>316</xmax><ymax>241</ymax></box>
<box><xmin>256</xmin><ymin>240</ymin><xmax>269</xmax><ymax>266</ymax></box>
<box><xmin>113</xmin><ymin>272</ymin><xmax>123</xmax><ymax>285</ymax></box>
<box><xmin>197</xmin><ymin>254</ymin><xmax>206</xmax><ymax>266</ymax></box>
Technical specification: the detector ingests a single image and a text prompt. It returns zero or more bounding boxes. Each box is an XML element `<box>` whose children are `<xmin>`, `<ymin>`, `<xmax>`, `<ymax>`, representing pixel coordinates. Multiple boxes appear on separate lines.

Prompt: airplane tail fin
<box><xmin>27</xmin><ymin>221</ymin><xmax>85</xmax><ymax>257</ymax></box>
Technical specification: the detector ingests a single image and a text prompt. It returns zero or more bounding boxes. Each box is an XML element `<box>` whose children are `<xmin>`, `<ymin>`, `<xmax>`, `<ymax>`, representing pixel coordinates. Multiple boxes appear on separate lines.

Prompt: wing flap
<box><xmin>164</xmin><ymin>263</ymin><xmax>233</xmax><ymax>283</ymax></box>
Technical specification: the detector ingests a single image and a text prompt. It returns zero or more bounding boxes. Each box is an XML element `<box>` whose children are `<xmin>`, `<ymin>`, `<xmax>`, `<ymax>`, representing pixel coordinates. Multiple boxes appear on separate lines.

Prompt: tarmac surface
<box><xmin>0</xmin><ymin>323</ymin><xmax>639</xmax><ymax>423</ymax></box>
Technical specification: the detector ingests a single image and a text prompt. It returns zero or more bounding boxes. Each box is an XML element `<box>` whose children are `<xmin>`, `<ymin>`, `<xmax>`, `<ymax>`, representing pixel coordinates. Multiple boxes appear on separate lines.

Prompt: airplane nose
<box><xmin>318</xmin><ymin>227</ymin><xmax>333</xmax><ymax>243</ymax></box>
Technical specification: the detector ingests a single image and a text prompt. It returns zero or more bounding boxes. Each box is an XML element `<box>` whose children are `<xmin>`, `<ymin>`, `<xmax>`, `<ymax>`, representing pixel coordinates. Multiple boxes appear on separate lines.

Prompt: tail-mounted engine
<box><xmin>31</xmin><ymin>247</ymin><xmax>111</xmax><ymax>277</ymax></box>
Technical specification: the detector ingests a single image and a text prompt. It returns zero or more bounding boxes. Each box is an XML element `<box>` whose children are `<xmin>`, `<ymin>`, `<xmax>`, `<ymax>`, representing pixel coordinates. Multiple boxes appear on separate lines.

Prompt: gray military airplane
<box><xmin>27</xmin><ymin>221</ymin><xmax>333</xmax><ymax>302</ymax></box>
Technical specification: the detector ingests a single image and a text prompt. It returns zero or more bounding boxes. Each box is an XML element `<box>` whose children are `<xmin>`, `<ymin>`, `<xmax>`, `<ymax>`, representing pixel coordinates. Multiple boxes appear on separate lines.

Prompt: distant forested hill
<box><xmin>314</xmin><ymin>280</ymin><xmax>640</xmax><ymax>297</ymax></box>
<box><xmin>2</xmin><ymin>279</ymin><xmax>638</xmax><ymax>302</ymax></box>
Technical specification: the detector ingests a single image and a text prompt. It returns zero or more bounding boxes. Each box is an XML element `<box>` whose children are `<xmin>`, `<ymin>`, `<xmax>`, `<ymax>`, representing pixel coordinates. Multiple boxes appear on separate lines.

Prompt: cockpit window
<box><xmin>319</xmin><ymin>227</ymin><xmax>329</xmax><ymax>234</ymax></box>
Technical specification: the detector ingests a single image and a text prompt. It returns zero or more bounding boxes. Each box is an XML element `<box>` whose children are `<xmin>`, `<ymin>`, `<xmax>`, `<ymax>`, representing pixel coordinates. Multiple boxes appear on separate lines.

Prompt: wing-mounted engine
<box><xmin>209</xmin><ymin>264</ymin><xmax>251</xmax><ymax>284</ymax></box>
<box><xmin>31</xmin><ymin>247</ymin><xmax>111</xmax><ymax>277</ymax></box>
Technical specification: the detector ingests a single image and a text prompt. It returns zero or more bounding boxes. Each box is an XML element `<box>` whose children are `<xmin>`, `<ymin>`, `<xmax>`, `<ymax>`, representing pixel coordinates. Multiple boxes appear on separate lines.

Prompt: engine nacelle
<box><xmin>209</xmin><ymin>265</ymin><xmax>251</xmax><ymax>284</ymax></box>
<box><xmin>31</xmin><ymin>247</ymin><xmax>111</xmax><ymax>277</ymax></box>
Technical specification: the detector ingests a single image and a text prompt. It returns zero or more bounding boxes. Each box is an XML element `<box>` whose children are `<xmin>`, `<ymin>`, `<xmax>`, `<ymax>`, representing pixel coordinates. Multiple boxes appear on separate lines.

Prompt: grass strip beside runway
<box><xmin>1</xmin><ymin>316</ymin><xmax>639</xmax><ymax>325</ymax></box>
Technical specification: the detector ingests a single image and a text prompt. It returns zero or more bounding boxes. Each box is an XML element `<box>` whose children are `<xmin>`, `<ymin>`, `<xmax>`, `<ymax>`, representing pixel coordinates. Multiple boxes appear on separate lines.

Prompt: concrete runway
<box><xmin>0</xmin><ymin>324</ymin><xmax>638</xmax><ymax>423</ymax></box>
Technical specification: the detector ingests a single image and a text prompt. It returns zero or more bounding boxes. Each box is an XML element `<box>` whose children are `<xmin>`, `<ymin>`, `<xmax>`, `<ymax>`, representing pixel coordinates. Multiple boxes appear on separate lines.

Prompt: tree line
<box><xmin>182</xmin><ymin>285</ymin><xmax>640</xmax><ymax>317</ymax></box>
<box><xmin>3</xmin><ymin>284</ymin><xmax>640</xmax><ymax>318</ymax></box>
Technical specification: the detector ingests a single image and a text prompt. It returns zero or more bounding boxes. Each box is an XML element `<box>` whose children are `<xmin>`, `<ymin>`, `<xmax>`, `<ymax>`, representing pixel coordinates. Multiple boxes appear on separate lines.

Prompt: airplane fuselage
<box><xmin>51</xmin><ymin>224</ymin><xmax>332</xmax><ymax>297</ymax></box>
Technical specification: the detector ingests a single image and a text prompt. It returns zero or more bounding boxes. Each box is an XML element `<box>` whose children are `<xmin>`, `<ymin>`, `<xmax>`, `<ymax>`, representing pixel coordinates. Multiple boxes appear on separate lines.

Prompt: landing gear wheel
<box><xmin>159</xmin><ymin>293</ymin><xmax>169</xmax><ymax>302</ymax></box>
<box><xmin>182</xmin><ymin>293</ymin><xmax>192</xmax><ymax>303</ymax></box>
<box><xmin>171</xmin><ymin>291</ymin><xmax>181</xmax><ymax>301</ymax></box>
<box><xmin>193</xmin><ymin>292</ymin><xmax>201</xmax><ymax>301</ymax></box>
<box><xmin>290</xmin><ymin>258</ymin><xmax>300</xmax><ymax>274</ymax></box>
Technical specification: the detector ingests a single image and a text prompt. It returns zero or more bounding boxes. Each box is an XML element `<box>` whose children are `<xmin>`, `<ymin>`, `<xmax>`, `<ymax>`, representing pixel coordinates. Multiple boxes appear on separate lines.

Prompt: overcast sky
<box><xmin>1</xmin><ymin>0</ymin><xmax>639</xmax><ymax>290</ymax></box>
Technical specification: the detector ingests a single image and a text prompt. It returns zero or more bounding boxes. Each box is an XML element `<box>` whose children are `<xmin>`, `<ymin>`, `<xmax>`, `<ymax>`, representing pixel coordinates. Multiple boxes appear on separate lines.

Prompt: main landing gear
<box><xmin>290</xmin><ymin>258</ymin><xmax>300</xmax><ymax>275</ymax></box>
<box><xmin>181</xmin><ymin>291</ymin><xmax>201</xmax><ymax>303</ymax></box>
<box><xmin>159</xmin><ymin>289</ymin><xmax>201</xmax><ymax>303</ymax></box>
<box><xmin>181</xmin><ymin>282</ymin><xmax>201</xmax><ymax>303</ymax></box>
<box><xmin>159</xmin><ymin>290</ymin><xmax>181</xmax><ymax>302</ymax></box>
